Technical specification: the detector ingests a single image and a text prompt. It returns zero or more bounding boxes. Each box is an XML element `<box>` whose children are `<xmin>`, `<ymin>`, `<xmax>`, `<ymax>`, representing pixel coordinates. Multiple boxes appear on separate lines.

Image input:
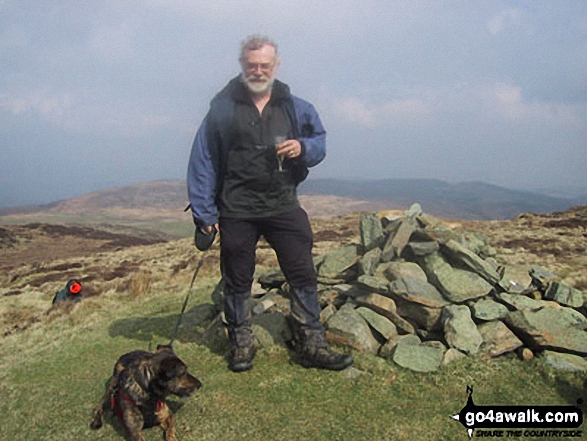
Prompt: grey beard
<box><xmin>241</xmin><ymin>73</ymin><xmax>274</xmax><ymax>95</ymax></box>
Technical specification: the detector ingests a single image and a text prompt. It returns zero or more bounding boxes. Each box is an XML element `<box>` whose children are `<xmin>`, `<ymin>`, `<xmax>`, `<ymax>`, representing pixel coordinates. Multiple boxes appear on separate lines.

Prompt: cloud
<box><xmin>0</xmin><ymin>90</ymin><xmax>72</xmax><ymax>122</ymax></box>
<box><xmin>474</xmin><ymin>82</ymin><xmax>587</xmax><ymax>128</ymax></box>
<box><xmin>331</xmin><ymin>95</ymin><xmax>431</xmax><ymax>129</ymax></box>
<box><xmin>0</xmin><ymin>88</ymin><xmax>191</xmax><ymax>137</ymax></box>
<box><xmin>487</xmin><ymin>8</ymin><xmax>524</xmax><ymax>36</ymax></box>
<box><xmin>330</xmin><ymin>79</ymin><xmax>587</xmax><ymax>130</ymax></box>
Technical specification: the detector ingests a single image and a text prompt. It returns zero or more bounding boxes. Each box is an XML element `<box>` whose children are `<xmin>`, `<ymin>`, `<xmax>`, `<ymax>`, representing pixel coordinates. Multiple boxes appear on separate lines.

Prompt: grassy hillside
<box><xmin>1</xmin><ymin>210</ymin><xmax>586</xmax><ymax>440</ymax></box>
<box><xmin>2</xmin><ymin>268</ymin><xmax>584</xmax><ymax>441</ymax></box>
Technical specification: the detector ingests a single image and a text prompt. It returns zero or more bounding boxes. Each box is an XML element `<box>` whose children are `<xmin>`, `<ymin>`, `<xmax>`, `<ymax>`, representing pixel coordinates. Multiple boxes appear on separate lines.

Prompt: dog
<box><xmin>90</xmin><ymin>344</ymin><xmax>202</xmax><ymax>441</ymax></box>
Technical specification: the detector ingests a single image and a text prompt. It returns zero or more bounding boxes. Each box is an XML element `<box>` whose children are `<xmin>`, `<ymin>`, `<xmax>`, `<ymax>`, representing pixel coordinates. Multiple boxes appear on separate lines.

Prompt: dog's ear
<box><xmin>155</xmin><ymin>344</ymin><xmax>174</xmax><ymax>354</ymax></box>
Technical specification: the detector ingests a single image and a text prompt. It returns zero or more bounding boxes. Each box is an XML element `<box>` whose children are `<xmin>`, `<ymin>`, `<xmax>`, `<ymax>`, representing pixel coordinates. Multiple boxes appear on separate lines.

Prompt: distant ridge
<box><xmin>0</xmin><ymin>180</ymin><xmax>187</xmax><ymax>219</ymax></box>
<box><xmin>0</xmin><ymin>178</ymin><xmax>582</xmax><ymax>221</ymax></box>
<box><xmin>298</xmin><ymin>178</ymin><xmax>583</xmax><ymax>220</ymax></box>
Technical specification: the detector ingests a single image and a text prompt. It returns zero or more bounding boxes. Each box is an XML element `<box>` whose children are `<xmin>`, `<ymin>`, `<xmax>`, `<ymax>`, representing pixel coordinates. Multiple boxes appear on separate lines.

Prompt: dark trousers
<box><xmin>219</xmin><ymin>207</ymin><xmax>322</xmax><ymax>332</ymax></box>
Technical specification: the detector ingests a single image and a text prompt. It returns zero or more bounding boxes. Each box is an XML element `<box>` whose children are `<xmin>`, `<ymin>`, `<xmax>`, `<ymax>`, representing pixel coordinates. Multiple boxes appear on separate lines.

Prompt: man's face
<box><xmin>240</xmin><ymin>44</ymin><xmax>278</xmax><ymax>95</ymax></box>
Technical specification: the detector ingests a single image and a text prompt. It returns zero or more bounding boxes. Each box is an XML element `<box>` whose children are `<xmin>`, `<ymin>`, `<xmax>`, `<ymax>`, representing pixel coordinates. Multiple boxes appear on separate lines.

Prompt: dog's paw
<box><xmin>90</xmin><ymin>410</ymin><xmax>103</xmax><ymax>430</ymax></box>
<box><xmin>89</xmin><ymin>419</ymin><xmax>102</xmax><ymax>430</ymax></box>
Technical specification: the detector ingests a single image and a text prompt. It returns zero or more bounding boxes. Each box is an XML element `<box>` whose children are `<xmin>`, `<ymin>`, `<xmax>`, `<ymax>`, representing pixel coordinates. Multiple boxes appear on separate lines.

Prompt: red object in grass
<box><xmin>69</xmin><ymin>282</ymin><xmax>82</xmax><ymax>294</ymax></box>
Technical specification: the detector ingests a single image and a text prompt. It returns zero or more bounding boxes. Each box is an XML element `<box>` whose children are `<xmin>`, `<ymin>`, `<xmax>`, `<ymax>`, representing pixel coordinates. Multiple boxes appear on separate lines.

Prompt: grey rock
<box><xmin>325</xmin><ymin>304</ymin><xmax>380</xmax><ymax>354</ymax></box>
<box><xmin>412</xmin><ymin>225</ymin><xmax>461</xmax><ymax>245</ymax></box>
<box><xmin>484</xmin><ymin>257</ymin><xmax>500</xmax><ymax>272</ymax></box>
<box><xmin>406</xmin><ymin>203</ymin><xmax>423</xmax><ymax>219</ymax></box>
<box><xmin>441</xmin><ymin>239</ymin><xmax>500</xmax><ymax>285</ymax></box>
<box><xmin>356</xmin><ymin>274</ymin><xmax>390</xmax><ymax>294</ymax></box>
<box><xmin>543</xmin><ymin>351</ymin><xmax>587</xmax><ymax>372</ymax></box>
<box><xmin>418</xmin><ymin>251</ymin><xmax>494</xmax><ymax>303</ymax></box>
<box><xmin>252</xmin><ymin>313</ymin><xmax>292</xmax><ymax>348</ymax></box>
<box><xmin>498</xmin><ymin>265</ymin><xmax>533</xmax><ymax>294</ymax></box>
<box><xmin>389</xmin><ymin>277</ymin><xmax>449</xmax><ymax>330</ymax></box>
<box><xmin>472</xmin><ymin>298</ymin><xmax>509</xmax><ymax>321</ymax></box>
<box><xmin>406</xmin><ymin>241</ymin><xmax>440</xmax><ymax>257</ymax></box>
<box><xmin>340</xmin><ymin>367</ymin><xmax>366</xmax><ymax>379</ymax></box>
<box><xmin>358</xmin><ymin>247</ymin><xmax>382</xmax><ymax>276</ymax></box>
<box><xmin>478</xmin><ymin>321</ymin><xmax>523</xmax><ymax>357</ymax></box>
<box><xmin>359</xmin><ymin>213</ymin><xmax>385</xmax><ymax>252</ymax></box>
<box><xmin>383</xmin><ymin>217</ymin><xmax>403</xmax><ymax>234</ymax></box>
<box><xmin>320</xmin><ymin>304</ymin><xmax>337</xmax><ymax>324</ymax></box>
<box><xmin>354</xmin><ymin>292</ymin><xmax>396</xmax><ymax>313</ymax></box>
<box><xmin>497</xmin><ymin>292</ymin><xmax>551</xmax><ymax>311</ymax></box>
<box><xmin>442</xmin><ymin>348</ymin><xmax>467</xmax><ymax>365</ymax></box>
<box><xmin>379</xmin><ymin>261</ymin><xmax>428</xmax><ymax>283</ymax></box>
<box><xmin>379</xmin><ymin>334</ymin><xmax>421</xmax><ymax>359</ymax></box>
<box><xmin>317</xmin><ymin>245</ymin><xmax>360</xmax><ymax>281</ymax></box>
<box><xmin>529</xmin><ymin>265</ymin><xmax>559</xmax><ymax>289</ymax></box>
<box><xmin>505</xmin><ymin>308</ymin><xmax>587</xmax><ymax>355</ymax></box>
<box><xmin>355</xmin><ymin>292</ymin><xmax>415</xmax><ymax>334</ymax></box>
<box><xmin>551</xmin><ymin>305</ymin><xmax>587</xmax><ymax>328</ymax></box>
<box><xmin>398</xmin><ymin>302</ymin><xmax>444</xmax><ymax>331</ymax></box>
<box><xmin>544</xmin><ymin>282</ymin><xmax>584</xmax><ymax>308</ymax></box>
<box><xmin>442</xmin><ymin>305</ymin><xmax>483</xmax><ymax>355</ymax></box>
<box><xmin>357</xmin><ymin>307</ymin><xmax>398</xmax><ymax>340</ymax></box>
<box><xmin>415</xmin><ymin>212</ymin><xmax>445</xmax><ymax>229</ymax></box>
<box><xmin>380</xmin><ymin>232</ymin><xmax>396</xmax><ymax>263</ymax></box>
<box><xmin>252</xmin><ymin>291</ymin><xmax>279</xmax><ymax>315</ymax></box>
<box><xmin>389</xmin><ymin>277</ymin><xmax>449</xmax><ymax>309</ymax></box>
<box><xmin>389</xmin><ymin>218</ymin><xmax>418</xmax><ymax>258</ymax></box>
<box><xmin>392</xmin><ymin>339</ymin><xmax>445</xmax><ymax>372</ymax></box>
<box><xmin>197</xmin><ymin>314</ymin><xmax>228</xmax><ymax>353</ymax></box>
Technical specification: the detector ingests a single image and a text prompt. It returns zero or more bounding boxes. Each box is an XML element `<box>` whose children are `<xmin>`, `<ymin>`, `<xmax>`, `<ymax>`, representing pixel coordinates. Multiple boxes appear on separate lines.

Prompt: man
<box><xmin>187</xmin><ymin>35</ymin><xmax>353</xmax><ymax>373</ymax></box>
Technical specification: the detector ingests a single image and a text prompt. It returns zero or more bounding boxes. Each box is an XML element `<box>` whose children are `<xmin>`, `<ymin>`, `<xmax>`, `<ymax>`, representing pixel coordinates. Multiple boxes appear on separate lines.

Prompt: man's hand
<box><xmin>202</xmin><ymin>224</ymin><xmax>219</xmax><ymax>234</ymax></box>
<box><xmin>276</xmin><ymin>139</ymin><xmax>302</xmax><ymax>159</ymax></box>
<box><xmin>195</xmin><ymin>223</ymin><xmax>218</xmax><ymax>251</ymax></box>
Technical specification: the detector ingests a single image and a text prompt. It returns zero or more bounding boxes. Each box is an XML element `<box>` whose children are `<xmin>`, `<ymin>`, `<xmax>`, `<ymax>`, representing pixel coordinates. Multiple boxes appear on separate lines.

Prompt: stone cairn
<box><xmin>198</xmin><ymin>204</ymin><xmax>587</xmax><ymax>373</ymax></box>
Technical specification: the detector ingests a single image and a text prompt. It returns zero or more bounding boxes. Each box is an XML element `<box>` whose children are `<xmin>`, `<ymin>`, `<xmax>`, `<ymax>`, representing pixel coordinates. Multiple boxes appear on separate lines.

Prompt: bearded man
<box><xmin>187</xmin><ymin>35</ymin><xmax>353</xmax><ymax>373</ymax></box>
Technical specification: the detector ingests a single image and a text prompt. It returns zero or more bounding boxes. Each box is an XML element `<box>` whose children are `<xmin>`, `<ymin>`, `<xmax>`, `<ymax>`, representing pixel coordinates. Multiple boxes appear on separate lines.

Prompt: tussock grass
<box><xmin>1</xmin><ymin>275</ymin><xmax>585</xmax><ymax>441</ymax></box>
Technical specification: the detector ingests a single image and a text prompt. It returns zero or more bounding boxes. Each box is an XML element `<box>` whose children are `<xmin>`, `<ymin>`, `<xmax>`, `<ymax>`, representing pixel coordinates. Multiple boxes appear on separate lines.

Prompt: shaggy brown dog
<box><xmin>90</xmin><ymin>345</ymin><xmax>202</xmax><ymax>441</ymax></box>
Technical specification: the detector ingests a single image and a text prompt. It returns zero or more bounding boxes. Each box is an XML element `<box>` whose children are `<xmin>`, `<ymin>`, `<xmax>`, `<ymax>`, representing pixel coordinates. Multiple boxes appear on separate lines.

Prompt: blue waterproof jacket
<box><xmin>187</xmin><ymin>76</ymin><xmax>326</xmax><ymax>227</ymax></box>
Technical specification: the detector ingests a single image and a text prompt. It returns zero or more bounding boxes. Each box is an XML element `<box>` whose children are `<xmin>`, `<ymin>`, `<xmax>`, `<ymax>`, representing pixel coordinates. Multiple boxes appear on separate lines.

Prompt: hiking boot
<box><xmin>227</xmin><ymin>323</ymin><xmax>255</xmax><ymax>372</ymax></box>
<box><xmin>296</xmin><ymin>329</ymin><xmax>353</xmax><ymax>371</ymax></box>
<box><xmin>229</xmin><ymin>344</ymin><xmax>256</xmax><ymax>372</ymax></box>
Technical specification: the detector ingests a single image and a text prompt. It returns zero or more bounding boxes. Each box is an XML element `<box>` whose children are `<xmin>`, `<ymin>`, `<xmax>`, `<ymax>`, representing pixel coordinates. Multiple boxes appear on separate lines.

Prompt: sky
<box><xmin>1</xmin><ymin>0</ymin><xmax>586</xmax><ymax>207</ymax></box>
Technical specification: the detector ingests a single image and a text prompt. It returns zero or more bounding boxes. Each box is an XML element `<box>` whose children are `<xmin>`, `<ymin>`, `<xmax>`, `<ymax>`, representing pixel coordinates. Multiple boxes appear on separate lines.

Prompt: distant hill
<box><xmin>298</xmin><ymin>178</ymin><xmax>583</xmax><ymax>220</ymax></box>
<box><xmin>0</xmin><ymin>178</ymin><xmax>582</xmax><ymax>221</ymax></box>
<box><xmin>0</xmin><ymin>180</ymin><xmax>188</xmax><ymax>219</ymax></box>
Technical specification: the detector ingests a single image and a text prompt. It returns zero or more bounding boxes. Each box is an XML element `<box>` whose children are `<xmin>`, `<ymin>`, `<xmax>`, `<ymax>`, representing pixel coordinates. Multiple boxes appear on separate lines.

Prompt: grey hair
<box><xmin>239</xmin><ymin>34</ymin><xmax>279</xmax><ymax>63</ymax></box>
